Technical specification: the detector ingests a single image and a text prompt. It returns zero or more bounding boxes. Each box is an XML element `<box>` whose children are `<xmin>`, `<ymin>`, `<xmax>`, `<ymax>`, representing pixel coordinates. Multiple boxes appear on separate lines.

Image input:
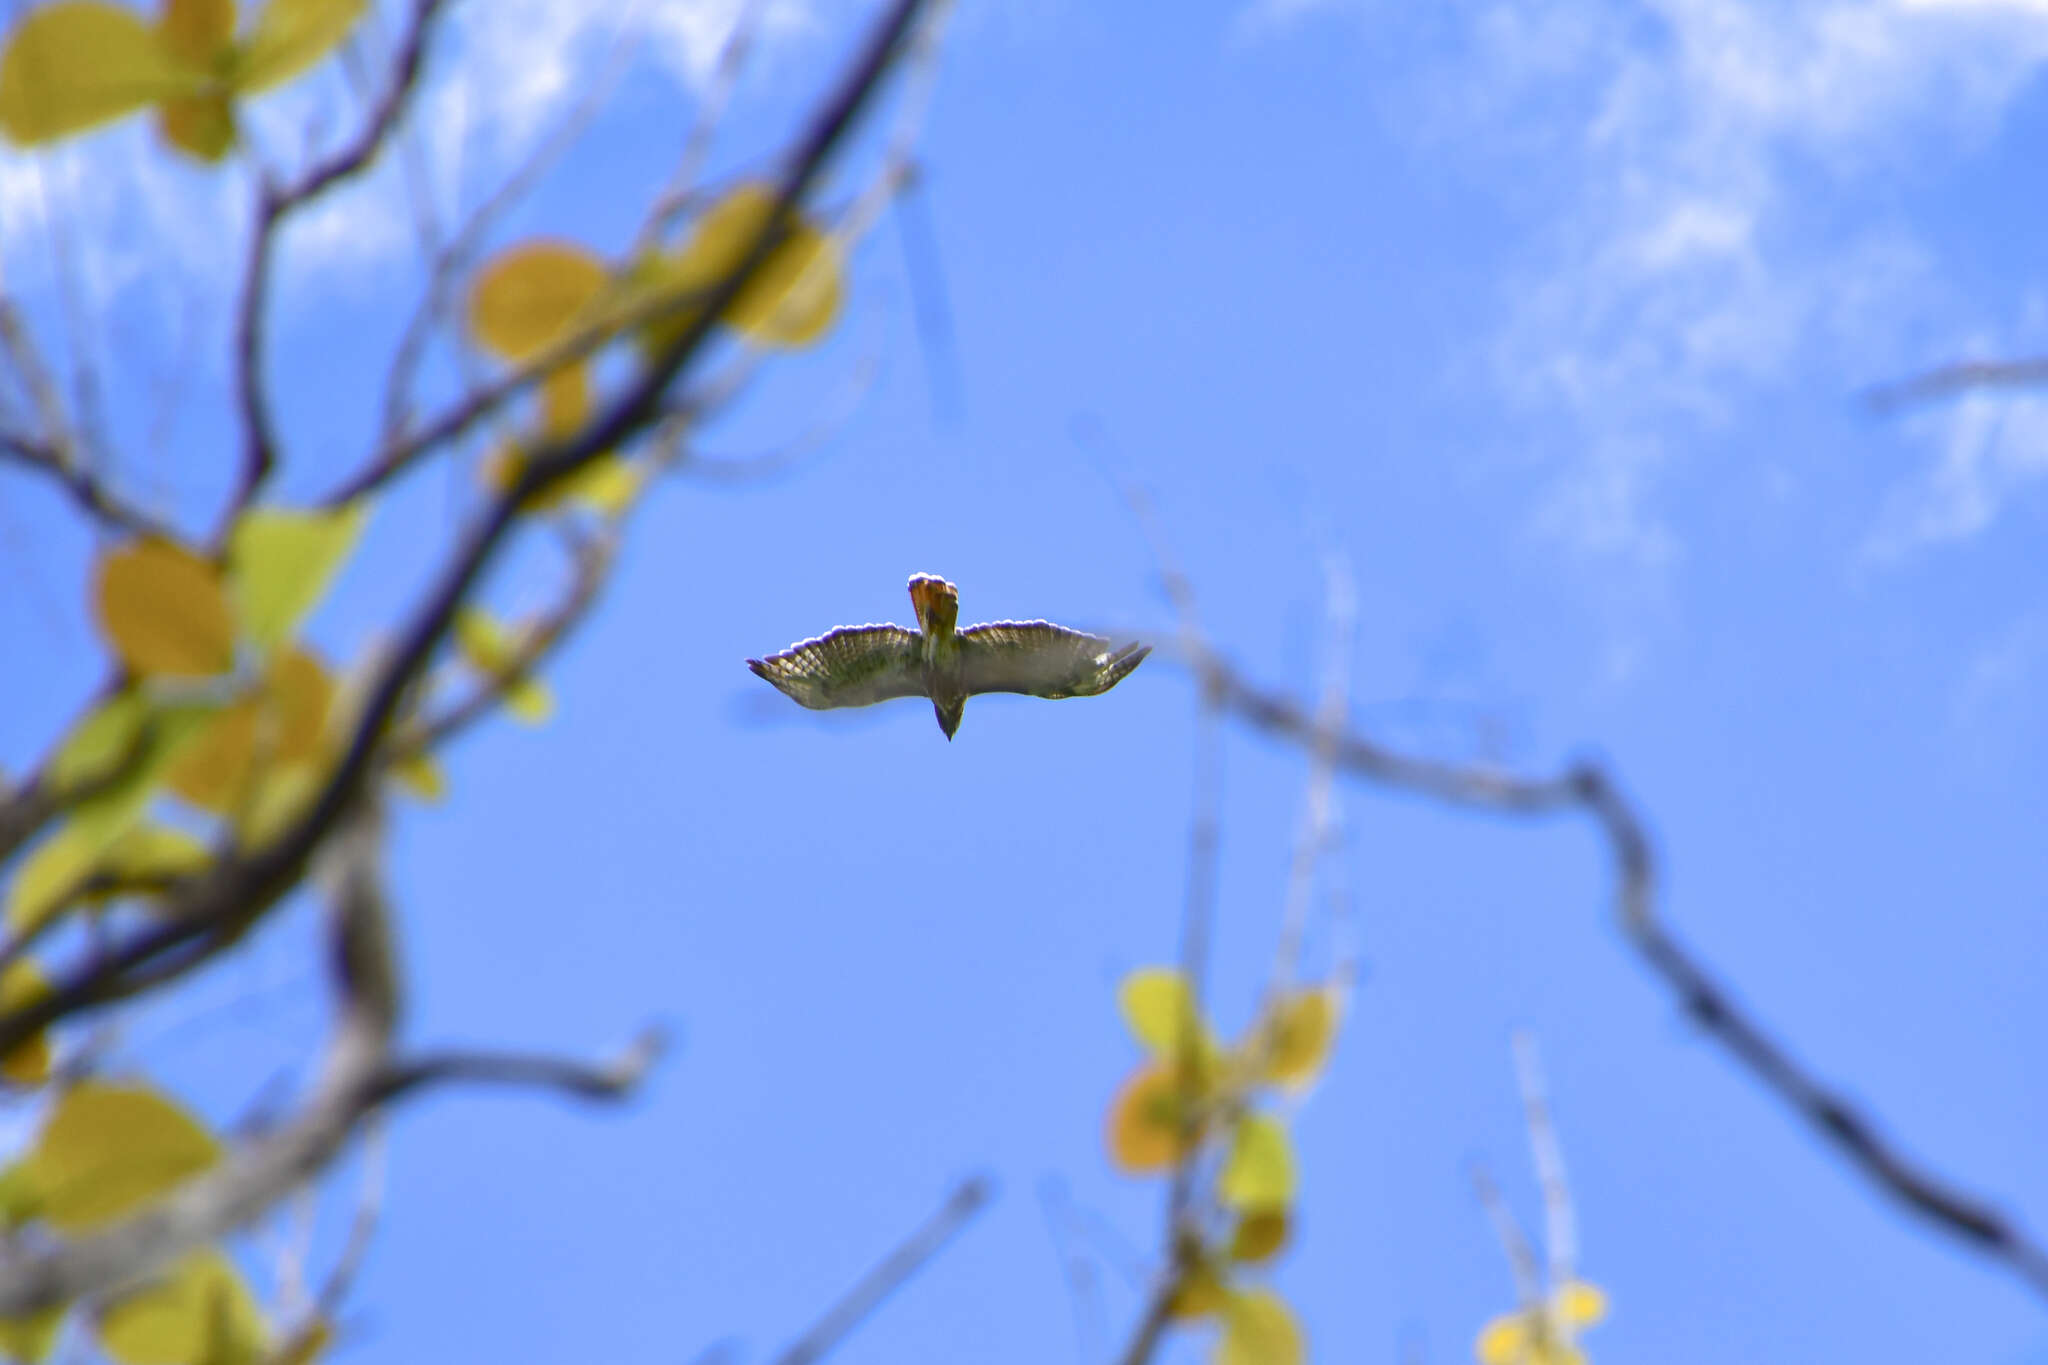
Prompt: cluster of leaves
<box><xmin>0</xmin><ymin>0</ymin><xmax>366</xmax><ymax>160</ymax></box>
<box><xmin>8</xmin><ymin>509</ymin><xmax>368</xmax><ymax>951</ymax></box>
<box><xmin>0</xmin><ymin>0</ymin><xmax>864</xmax><ymax>1348</ymax></box>
<box><xmin>1105</xmin><ymin>966</ymin><xmax>1340</xmax><ymax>1365</ymax></box>
<box><xmin>463</xmin><ymin>179</ymin><xmax>844</xmax><ymax>508</ymax></box>
<box><xmin>1473</xmin><ymin>1283</ymin><xmax>1607</xmax><ymax>1365</ymax></box>
<box><xmin>0</xmin><ymin>1081</ymin><xmax>313</xmax><ymax>1364</ymax></box>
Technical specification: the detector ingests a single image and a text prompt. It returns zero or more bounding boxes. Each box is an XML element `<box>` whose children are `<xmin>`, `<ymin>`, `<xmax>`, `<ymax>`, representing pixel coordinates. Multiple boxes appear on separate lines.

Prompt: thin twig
<box><xmin>1266</xmin><ymin>549</ymin><xmax>1354</xmax><ymax>999</ymax></box>
<box><xmin>378</xmin><ymin>22</ymin><xmax>641</xmax><ymax>448</ymax></box>
<box><xmin>224</xmin><ymin>0</ymin><xmax>450</xmax><ymax>529</ymax></box>
<box><xmin>639</xmin><ymin>0</ymin><xmax>767</xmax><ymax>251</ymax></box>
<box><xmin>1512</xmin><ymin>1032</ymin><xmax>1576</xmax><ymax>1292</ymax></box>
<box><xmin>769</xmin><ymin>1177</ymin><xmax>992</xmax><ymax>1365</ymax></box>
<box><xmin>1470</xmin><ymin>1161</ymin><xmax>1542</xmax><ymax>1310</ymax></box>
<box><xmin>0</xmin><ymin>431</ymin><xmax>174</xmax><ymax>539</ymax></box>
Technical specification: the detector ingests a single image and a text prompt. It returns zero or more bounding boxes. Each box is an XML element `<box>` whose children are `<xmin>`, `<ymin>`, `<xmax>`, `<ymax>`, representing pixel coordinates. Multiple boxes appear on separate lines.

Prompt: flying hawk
<box><xmin>748</xmin><ymin>574</ymin><xmax>1151</xmax><ymax>740</ymax></box>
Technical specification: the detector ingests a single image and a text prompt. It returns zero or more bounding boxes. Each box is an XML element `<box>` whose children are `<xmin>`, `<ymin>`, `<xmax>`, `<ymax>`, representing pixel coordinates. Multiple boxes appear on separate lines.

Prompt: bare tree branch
<box><xmin>0</xmin><ymin>802</ymin><xmax>659</xmax><ymax>1320</ymax></box>
<box><xmin>1864</xmin><ymin>357</ymin><xmax>2048</xmax><ymax>412</ymax></box>
<box><xmin>373</xmin><ymin>1028</ymin><xmax>664</xmax><ymax>1105</ymax></box>
<box><xmin>1179</xmin><ymin>647</ymin><xmax>2048</xmax><ymax>1302</ymax></box>
<box><xmin>0</xmin><ymin>431</ymin><xmax>173</xmax><ymax>540</ymax></box>
<box><xmin>0</xmin><ymin>0</ymin><xmax>940</xmax><ymax>1061</ymax></box>
<box><xmin>769</xmin><ymin>1176</ymin><xmax>991</xmax><ymax>1365</ymax></box>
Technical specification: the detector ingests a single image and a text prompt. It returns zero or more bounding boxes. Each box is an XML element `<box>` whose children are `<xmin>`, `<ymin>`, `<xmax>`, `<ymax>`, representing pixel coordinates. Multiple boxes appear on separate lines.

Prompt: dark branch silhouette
<box><xmin>1178</xmin><ymin>642</ymin><xmax>2048</xmax><ymax>1302</ymax></box>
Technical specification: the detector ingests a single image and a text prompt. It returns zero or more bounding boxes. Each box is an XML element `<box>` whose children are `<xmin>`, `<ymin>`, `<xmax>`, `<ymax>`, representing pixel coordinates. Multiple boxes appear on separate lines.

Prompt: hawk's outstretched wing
<box><xmin>957</xmin><ymin>622</ymin><xmax>1151</xmax><ymax>699</ymax></box>
<box><xmin>747</xmin><ymin>625</ymin><xmax>925</xmax><ymax>710</ymax></box>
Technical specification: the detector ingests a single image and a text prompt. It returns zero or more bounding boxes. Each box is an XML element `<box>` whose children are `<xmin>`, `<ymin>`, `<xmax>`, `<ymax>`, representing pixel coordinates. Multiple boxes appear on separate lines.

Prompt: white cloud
<box><xmin>0</xmin><ymin>0</ymin><xmax>823</xmax><ymax>333</ymax></box>
<box><xmin>1491</xmin><ymin>0</ymin><xmax>2048</xmax><ymax>562</ymax></box>
<box><xmin>1253</xmin><ymin>0</ymin><xmax>2048</xmax><ymax>566</ymax></box>
<box><xmin>1865</xmin><ymin>392</ymin><xmax>2048</xmax><ymax>557</ymax></box>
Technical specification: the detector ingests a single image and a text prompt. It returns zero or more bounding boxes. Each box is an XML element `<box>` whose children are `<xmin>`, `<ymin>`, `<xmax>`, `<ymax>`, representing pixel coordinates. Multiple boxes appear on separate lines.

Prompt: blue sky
<box><xmin>3</xmin><ymin>0</ymin><xmax>2048</xmax><ymax>1362</ymax></box>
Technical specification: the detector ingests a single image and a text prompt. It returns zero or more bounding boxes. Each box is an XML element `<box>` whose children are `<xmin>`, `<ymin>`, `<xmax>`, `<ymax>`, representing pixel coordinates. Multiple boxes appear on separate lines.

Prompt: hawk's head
<box><xmin>908</xmin><ymin>573</ymin><xmax>958</xmax><ymax>638</ymax></box>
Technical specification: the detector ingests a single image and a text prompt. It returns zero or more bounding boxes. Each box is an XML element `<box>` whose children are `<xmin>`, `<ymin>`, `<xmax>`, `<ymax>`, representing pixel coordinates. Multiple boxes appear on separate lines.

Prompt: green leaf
<box><xmin>67</xmin><ymin>702</ymin><xmax>218</xmax><ymax>849</ymax></box>
<box><xmin>227</xmin><ymin>503</ymin><xmax>367</xmax><ymax>651</ymax></box>
<box><xmin>98</xmin><ymin>1250</ymin><xmax>266</xmax><ymax>1365</ymax></box>
<box><xmin>96</xmin><ymin>823</ymin><xmax>210</xmax><ymax>889</ymax></box>
<box><xmin>453</xmin><ymin>609</ymin><xmax>553</xmax><ymax>725</ymax></box>
<box><xmin>0</xmin><ymin>962</ymin><xmax>54</xmax><ymax>1087</ymax></box>
<box><xmin>1218</xmin><ymin>1112</ymin><xmax>1295</xmax><ymax>1213</ymax></box>
<box><xmin>389</xmin><ymin>751</ymin><xmax>446</xmax><ymax>803</ymax></box>
<box><xmin>49</xmin><ymin>691</ymin><xmax>151</xmax><ymax>795</ymax></box>
<box><xmin>1218</xmin><ymin>1289</ymin><xmax>1304</xmax><ymax>1365</ymax></box>
<box><xmin>0</xmin><ymin>1160</ymin><xmax>45</xmax><ymax>1228</ymax></box>
<box><xmin>30</xmin><ymin>1081</ymin><xmax>220</xmax><ymax>1233</ymax></box>
<box><xmin>0</xmin><ymin>1302</ymin><xmax>64</xmax><ymax>1364</ymax></box>
<box><xmin>235</xmin><ymin>0</ymin><xmax>363</xmax><ymax>92</ymax></box>
<box><xmin>6</xmin><ymin>822</ymin><xmax>99</xmax><ymax>935</ymax></box>
<box><xmin>9</xmin><ymin>698</ymin><xmax>214</xmax><ymax>935</ymax></box>
<box><xmin>0</xmin><ymin>1</ymin><xmax>194</xmax><ymax>146</ymax></box>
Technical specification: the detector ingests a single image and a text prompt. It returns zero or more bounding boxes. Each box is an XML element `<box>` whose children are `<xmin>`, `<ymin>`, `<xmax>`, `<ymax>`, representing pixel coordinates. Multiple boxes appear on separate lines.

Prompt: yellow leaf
<box><xmin>568</xmin><ymin>455</ymin><xmax>644</xmax><ymax>517</ymax></box>
<box><xmin>467</xmin><ymin>241</ymin><xmax>609</xmax><ymax>362</ymax></box>
<box><xmin>0</xmin><ymin>962</ymin><xmax>53</xmax><ymax>1088</ymax></box>
<box><xmin>1105</xmin><ymin>1063</ymin><xmax>1195</xmax><ymax>1174</ymax></box>
<box><xmin>166</xmin><ymin>649</ymin><xmax>330</xmax><ymax>812</ymax></box>
<box><xmin>0</xmin><ymin>1</ymin><xmax>194</xmax><ymax>146</ymax></box>
<box><xmin>156</xmin><ymin>90</ymin><xmax>234</xmax><ymax>159</ymax></box>
<box><xmin>1227</xmin><ymin>1209</ymin><xmax>1289</xmax><ymax>1265</ymax></box>
<box><xmin>236</xmin><ymin>0</ymin><xmax>364</xmax><ymax>92</ymax></box>
<box><xmin>619</xmin><ymin>249</ymin><xmax>704</xmax><ymax>357</ymax></box>
<box><xmin>95</xmin><ymin>539</ymin><xmax>236</xmax><ymax>678</ymax></box>
<box><xmin>1218</xmin><ymin>1290</ymin><xmax>1304</xmax><ymax>1365</ymax></box>
<box><xmin>1118</xmin><ymin>966</ymin><xmax>1200</xmax><ymax>1055</ymax></box>
<box><xmin>157</xmin><ymin>0</ymin><xmax>235</xmax><ymax>71</ymax></box>
<box><xmin>538</xmin><ymin>363</ymin><xmax>587</xmax><ymax>437</ymax></box>
<box><xmin>1218</xmin><ymin>1113</ymin><xmax>1295</xmax><ymax>1212</ymax></box>
<box><xmin>670</xmin><ymin>182</ymin><xmax>842</xmax><ymax>347</ymax></box>
<box><xmin>389</xmin><ymin>751</ymin><xmax>446</xmax><ymax>803</ymax></box>
<box><xmin>30</xmin><ymin>1081</ymin><xmax>220</xmax><ymax>1232</ymax></box>
<box><xmin>6</xmin><ymin>823</ymin><xmax>98</xmax><ymax>935</ymax></box>
<box><xmin>226</xmin><ymin>503</ymin><xmax>367</xmax><ymax>650</ymax></box>
<box><xmin>267</xmin><ymin>647</ymin><xmax>334</xmax><ymax>761</ymax></box>
<box><xmin>1554</xmin><ymin>1281</ymin><xmax>1607</xmax><ymax>1329</ymax></box>
<box><xmin>454</xmin><ymin>609</ymin><xmax>553</xmax><ymax>725</ymax></box>
<box><xmin>1475</xmin><ymin>1314</ymin><xmax>1529</xmax><ymax>1365</ymax></box>
<box><xmin>0</xmin><ymin>1303</ymin><xmax>63</xmax><ymax>1364</ymax></box>
<box><xmin>1167</xmin><ymin>1264</ymin><xmax>1227</xmax><ymax>1321</ymax></box>
<box><xmin>1257</xmin><ymin>987</ymin><xmax>1338</xmax><ymax>1089</ymax></box>
<box><xmin>164</xmin><ymin>699</ymin><xmax>258</xmax><ymax>813</ymax></box>
<box><xmin>98</xmin><ymin>1250</ymin><xmax>266</xmax><ymax>1365</ymax></box>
